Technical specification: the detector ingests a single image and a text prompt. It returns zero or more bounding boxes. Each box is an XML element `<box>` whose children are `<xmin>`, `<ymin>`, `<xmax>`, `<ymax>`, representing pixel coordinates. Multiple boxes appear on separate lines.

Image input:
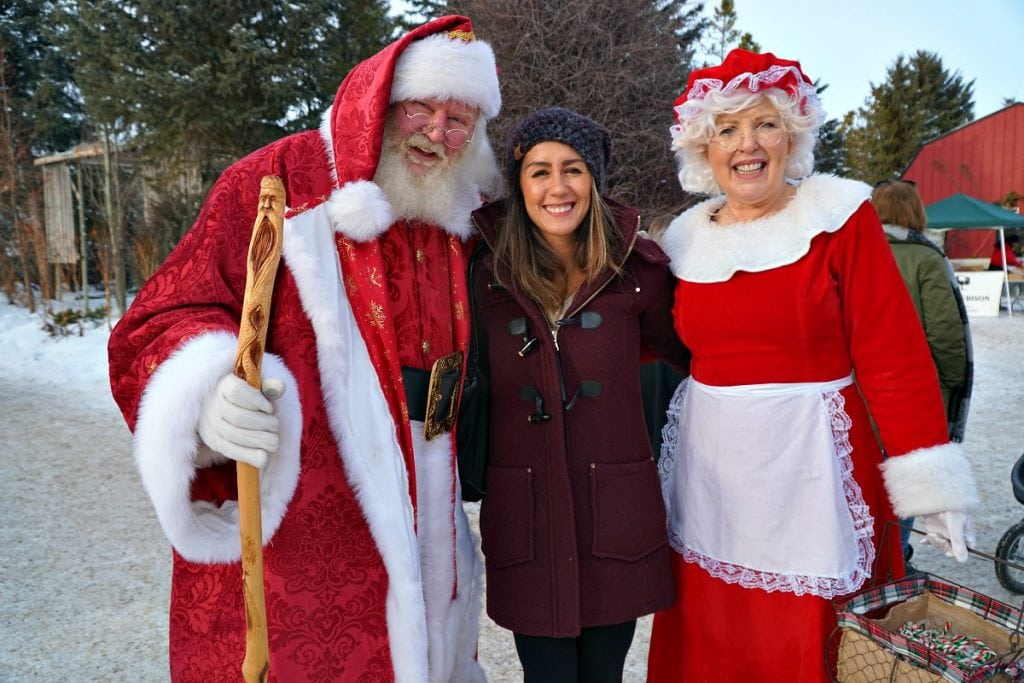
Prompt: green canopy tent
<box><xmin>926</xmin><ymin>193</ymin><xmax>1024</xmax><ymax>318</ymax></box>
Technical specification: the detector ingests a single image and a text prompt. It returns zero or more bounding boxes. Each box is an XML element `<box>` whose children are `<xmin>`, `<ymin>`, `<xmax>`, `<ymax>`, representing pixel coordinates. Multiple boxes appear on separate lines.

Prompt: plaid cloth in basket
<box><xmin>835</xmin><ymin>574</ymin><xmax>1024</xmax><ymax>682</ymax></box>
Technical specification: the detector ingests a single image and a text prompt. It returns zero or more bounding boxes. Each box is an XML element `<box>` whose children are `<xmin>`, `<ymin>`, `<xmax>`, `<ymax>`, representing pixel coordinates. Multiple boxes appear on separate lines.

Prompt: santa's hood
<box><xmin>318</xmin><ymin>15</ymin><xmax>502</xmax><ymax>242</ymax></box>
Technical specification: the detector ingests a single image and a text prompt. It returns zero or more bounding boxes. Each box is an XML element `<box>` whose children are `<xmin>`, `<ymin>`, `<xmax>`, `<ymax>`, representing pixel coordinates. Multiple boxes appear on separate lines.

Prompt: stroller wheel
<box><xmin>995</xmin><ymin>519</ymin><xmax>1024</xmax><ymax>594</ymax></box>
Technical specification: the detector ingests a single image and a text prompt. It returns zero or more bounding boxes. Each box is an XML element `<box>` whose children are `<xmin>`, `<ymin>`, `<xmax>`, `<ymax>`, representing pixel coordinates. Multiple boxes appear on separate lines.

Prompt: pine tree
<box><xmin>64</xmin><ymin>0</ymin><xmax>395</xmax><ymax>167</ymax></box>
<box><xmin>396</xmin><ymin>0</ymin><xmax>450</xmax><ymax>29</ymax></box>
<box><xmin>0</xmin><ymin>0</ymin><xmax>82</xmax><ymax>308</ymax></box>
<box><xmin>736</xmin><ymin>32</ymin><xmax>760</xmax><ymax>53</ymax></box>
<box><xmin>59</xmin><ymin>0</ymin><xmax>395</xmax><ymax>292</ymax></box>
<box><xmin>704</xmin><ymin>0</ymin><xmax>739</xmax><ymax>63</ymax></box>
<box><xmin>446</xmin><ymin>0</ymin><xmax>706</xmax><ymax>215</ymax></box>
<box><xmin>845</xmin><ymin>50</ymin><xmax>973</xmax><ymax>184</ymax></box>
<box><xmin>807</xmin><ymin>81</ymin><xmax>849</xmax><ymax>177</ymax></box>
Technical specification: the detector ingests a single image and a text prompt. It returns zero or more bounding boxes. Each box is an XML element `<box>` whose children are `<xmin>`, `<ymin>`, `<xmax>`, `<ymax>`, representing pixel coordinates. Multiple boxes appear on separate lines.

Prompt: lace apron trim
<box><xmin>658</xmin><ymin>376</ymin><xmax>874</xmax><ymax>599</ymax></box>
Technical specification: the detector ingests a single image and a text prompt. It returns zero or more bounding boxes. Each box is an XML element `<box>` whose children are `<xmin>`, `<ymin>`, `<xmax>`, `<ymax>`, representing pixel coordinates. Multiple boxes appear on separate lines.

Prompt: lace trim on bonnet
<box><xmin>658</xmin><ymin>174</ymin><xmax>871</xmax><ymax>283</ymax></box>
<box><xmin>674</xmin><ymin>63</ymin><xmax>820</xmax><ymax>123</ymax></box>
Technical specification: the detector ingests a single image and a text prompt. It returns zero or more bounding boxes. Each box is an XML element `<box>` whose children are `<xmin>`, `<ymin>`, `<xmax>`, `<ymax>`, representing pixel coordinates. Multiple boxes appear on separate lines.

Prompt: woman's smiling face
<box><xmin>706</xmin><ymin>99</ymin><xmax>793</xmax><ymax>219</ymax></box>
<box><xmin>519</xmin><ymin>141</ymin><xmax>592</xmax><ymax>255</ymax></box>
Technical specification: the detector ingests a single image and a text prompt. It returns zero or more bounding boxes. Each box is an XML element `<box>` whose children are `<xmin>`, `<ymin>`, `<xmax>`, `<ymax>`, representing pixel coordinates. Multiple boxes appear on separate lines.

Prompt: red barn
<box><xmin>902</xmin><ymin>103</ymin><xmax>1024</xmax><ymax>258</ymax></box>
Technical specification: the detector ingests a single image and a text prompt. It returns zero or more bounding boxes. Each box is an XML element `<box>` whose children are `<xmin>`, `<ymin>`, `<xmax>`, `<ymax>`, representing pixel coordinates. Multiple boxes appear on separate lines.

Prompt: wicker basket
<box><xmin>834</xmin><ymin>575</ymin><xmax>1024</xmax><ymax>682</ymax></box>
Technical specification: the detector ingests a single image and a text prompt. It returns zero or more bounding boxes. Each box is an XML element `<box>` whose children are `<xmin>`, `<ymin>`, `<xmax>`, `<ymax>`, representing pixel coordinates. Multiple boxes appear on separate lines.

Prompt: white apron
<box><xmin>659</xmin><ymin>376</ymin><xmax>875</xmax><ymax>599</ymax></box>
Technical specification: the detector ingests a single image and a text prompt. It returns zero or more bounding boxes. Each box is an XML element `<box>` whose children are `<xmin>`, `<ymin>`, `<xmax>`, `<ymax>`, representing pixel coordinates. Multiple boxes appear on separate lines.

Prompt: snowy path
<box><xmin>0</xmin><ymin>310</ymin><xmax>1021</xmax><ymax>681</ymax></box>
<box><xmin>0</xmin><ymin>378</ymin><xmax>169</xmax><ymax>681</ymax></box>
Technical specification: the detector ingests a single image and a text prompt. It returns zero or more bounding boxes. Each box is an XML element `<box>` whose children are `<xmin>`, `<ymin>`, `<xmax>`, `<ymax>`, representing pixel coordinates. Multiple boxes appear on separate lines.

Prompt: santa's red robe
<box><xmin>108</xmin><ymin>15</ymin><xmax>501</xmax><ymax>682</ymax></box>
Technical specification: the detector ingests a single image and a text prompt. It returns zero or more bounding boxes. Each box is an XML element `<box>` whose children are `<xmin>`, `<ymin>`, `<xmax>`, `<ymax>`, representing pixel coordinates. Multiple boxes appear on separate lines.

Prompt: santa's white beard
<box><xmin>373</xmin><ymin>128</ymin><xmax>468</xmax><ymax>227</ymax></box>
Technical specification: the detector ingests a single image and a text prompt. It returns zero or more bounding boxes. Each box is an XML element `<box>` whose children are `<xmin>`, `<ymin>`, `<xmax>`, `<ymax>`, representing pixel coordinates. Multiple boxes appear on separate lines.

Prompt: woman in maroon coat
<box><xmin>469</xmin><ymin>107</ymin><xmax>690</xmax><ymax>682</ymax></box>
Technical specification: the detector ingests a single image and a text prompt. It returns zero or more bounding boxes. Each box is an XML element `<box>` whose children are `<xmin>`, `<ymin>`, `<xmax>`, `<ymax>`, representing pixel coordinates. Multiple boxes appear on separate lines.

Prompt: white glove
<box><xmin>918</xmin><ymin>510</ymin><xmax>975</xmax><ymax>563</ymax></box>
<box><xmin>197</xmin><ymin>373</ymin><xmax>284</xmax><ymax>469</ymax></box>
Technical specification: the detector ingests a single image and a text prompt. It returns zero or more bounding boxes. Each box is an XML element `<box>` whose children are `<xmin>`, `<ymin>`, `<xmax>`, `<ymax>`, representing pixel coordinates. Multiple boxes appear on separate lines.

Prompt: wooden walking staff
<box><xmin>235</xmin><ymin>175</ymin><xmax>286</xmax><ymax>683</ymax></box>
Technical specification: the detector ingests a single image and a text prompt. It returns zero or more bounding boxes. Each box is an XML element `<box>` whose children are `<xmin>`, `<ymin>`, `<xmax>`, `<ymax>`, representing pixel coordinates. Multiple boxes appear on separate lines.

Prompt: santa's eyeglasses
<box><xmin>402</xmin><ymin>102</ymin><xmax>475</xmax><ymax>149</ymax></box>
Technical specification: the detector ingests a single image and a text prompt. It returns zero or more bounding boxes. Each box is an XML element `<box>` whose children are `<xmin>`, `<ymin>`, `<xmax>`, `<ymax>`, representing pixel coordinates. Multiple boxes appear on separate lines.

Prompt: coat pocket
<box><xmin>480</xmin><ymin>466</ymin><xmax>535</xmax><ymax>568</ymax></box>
<box><xmin>590</xmin><ymin>459</ymin><xmax>668</xmax><ymax>561</ymax></box>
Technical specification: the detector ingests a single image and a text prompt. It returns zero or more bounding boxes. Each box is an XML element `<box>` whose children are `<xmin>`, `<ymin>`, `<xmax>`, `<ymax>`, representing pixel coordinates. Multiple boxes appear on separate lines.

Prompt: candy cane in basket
<box><xmin>235</xmin><ymin>175</ymin><xmax>286</xmax><ymax>683</ymax></box>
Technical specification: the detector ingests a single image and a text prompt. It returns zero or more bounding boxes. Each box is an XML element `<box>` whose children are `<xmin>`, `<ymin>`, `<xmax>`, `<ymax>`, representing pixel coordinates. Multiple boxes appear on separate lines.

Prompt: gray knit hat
<box><xmin>506</xmin><ymin>107</ymin><xmax>612</xmax><ymax>191</ymax></box>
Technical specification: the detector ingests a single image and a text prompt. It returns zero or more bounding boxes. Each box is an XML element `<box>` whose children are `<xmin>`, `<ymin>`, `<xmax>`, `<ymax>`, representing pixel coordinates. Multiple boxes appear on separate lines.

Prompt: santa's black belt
<box><xmin>401</xmin><ymin>351</ymin><xmax>463</xmax><ymax>440</ymax></box>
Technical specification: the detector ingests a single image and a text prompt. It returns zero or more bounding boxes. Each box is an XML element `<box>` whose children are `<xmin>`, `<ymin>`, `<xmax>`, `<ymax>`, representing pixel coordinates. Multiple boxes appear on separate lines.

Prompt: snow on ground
<box><xmin>0</xmin><ymin>297</ymin><xmax>1021</xmax><ymax>682</ymax></box>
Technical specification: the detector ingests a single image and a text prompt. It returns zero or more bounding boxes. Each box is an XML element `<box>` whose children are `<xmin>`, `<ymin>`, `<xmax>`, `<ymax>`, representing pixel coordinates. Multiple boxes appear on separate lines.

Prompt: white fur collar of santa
<box><xmin>318</xmin><ymin>112</ymin><xmax>500</xmax><ymax>243</ymax></box>
<box><xmin>659</xmin><ymin>174</ymin><xmax>871</xmax><ymax>282</ymax></box>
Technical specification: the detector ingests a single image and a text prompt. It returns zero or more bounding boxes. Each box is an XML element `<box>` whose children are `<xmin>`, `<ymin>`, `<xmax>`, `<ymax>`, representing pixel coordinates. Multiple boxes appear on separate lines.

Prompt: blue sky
<box><xmin>731</xmin><ymin>0</ymin><xmax>1022</xmax><ymax>120</ymax></box>
<box><xmin>389</xmin><ymin>1</ymin><xmax>1021</xmax><ymax>122</ymax></box>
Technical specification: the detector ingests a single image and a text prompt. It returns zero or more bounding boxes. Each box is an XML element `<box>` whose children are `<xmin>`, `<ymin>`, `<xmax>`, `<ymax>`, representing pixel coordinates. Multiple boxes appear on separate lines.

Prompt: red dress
<box><xmin>647</xmin><ymin>175</ymin><xmax>977</xmax><ymax>682</ymax></box>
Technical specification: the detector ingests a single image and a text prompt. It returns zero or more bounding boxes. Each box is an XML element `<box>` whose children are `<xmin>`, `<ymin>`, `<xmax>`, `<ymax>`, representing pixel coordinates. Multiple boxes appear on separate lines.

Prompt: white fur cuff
<box><xmin>880</xmin><ymin>442</ymin><xmax>980</xmax><ymax>518</ymax></box>
<box><xmin>133</xmin><ymin>330</ymin><xmax>302</xmax><ymax>563</ymax></box>
<box><xmin>326</xmin><ymin>180</ymin><xmax>396</xmax><ymax>242</ymax></box>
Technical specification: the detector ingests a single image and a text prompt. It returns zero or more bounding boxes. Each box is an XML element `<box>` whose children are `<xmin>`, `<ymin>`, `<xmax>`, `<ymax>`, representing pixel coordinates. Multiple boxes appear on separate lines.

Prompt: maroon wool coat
<box><xmin>470</xmin><ymin>198</ymin><xmax>691</xmax><ymax>637</ymax></box>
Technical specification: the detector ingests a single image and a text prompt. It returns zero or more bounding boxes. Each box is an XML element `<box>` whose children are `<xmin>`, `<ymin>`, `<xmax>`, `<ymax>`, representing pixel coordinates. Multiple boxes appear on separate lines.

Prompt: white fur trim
<box><xmin>660</xmin><ymin>174</ymin><xmax>871</xmax><ymax>282</ymax></box>
<box><xmin>283</xmin><ymin>207</ymin><xmax>483</xmax><ymax>679</ymax></box>
<box><xmin>133</xmin><ymin>331</ymin><xmax>302</xmax><ymax>563</ymax></box>
<box><xmin>318</xmin><ymin>109</ymin><xmax>340</xmax><ymax>188</ymax></box>
<box><xmin>285</xmin><ymin>207</ymin><xmax>433</xmax><ymax>682</ymax></box>
<box><xmin>316</xmin><ymin>122</ymin><xmax>491</xmax><ymax>242</ymax></box>
<box><xmin>411</xmin><ymin>425</ymin><xmax>485</xmax><ymax>682</ymax></box>
<box><xmin>391</xmin><ymin>34</ymin><xmax>501</xmax><ymax>119</ymax></box>
<box><xmin>326</xmin><ymin>180</ymin><xmax>397</xmax><ymax>242</ymax></box>
<box><xmin>880</xmin><ymin>442</ymin><xmax>980</xmax><ymax>518</ymax></box>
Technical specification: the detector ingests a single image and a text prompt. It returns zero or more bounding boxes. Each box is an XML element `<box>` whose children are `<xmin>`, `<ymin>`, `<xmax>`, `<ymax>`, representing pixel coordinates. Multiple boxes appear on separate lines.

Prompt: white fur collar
<box><xmin>318</xmin><ymin>112</ymin><xmax>478</xmax><ymax>242</ymax></box>
<box><xmin>659</xmin><ymin>174</ymin><xmax>871</xmax><ymax>282</ymax></box>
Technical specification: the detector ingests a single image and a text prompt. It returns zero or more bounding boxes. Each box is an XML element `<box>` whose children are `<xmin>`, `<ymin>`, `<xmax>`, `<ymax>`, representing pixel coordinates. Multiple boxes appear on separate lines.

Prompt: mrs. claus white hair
<box><xmin>671</xmin><ymin>88</ymin><xmax>823</xmax><ymax>196</ymax></box>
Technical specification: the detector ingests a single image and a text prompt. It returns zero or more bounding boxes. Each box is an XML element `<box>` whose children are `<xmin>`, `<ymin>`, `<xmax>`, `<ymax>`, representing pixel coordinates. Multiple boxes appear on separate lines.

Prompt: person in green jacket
<box><xmin>872</xmin><ymin>180</ymin><xmax>971</xmax><ymax>420</ymax></box>
<box><xmin>872</xmin><ymin>179</ymin><xmax>974</xmax><ymax>556</ymax></box>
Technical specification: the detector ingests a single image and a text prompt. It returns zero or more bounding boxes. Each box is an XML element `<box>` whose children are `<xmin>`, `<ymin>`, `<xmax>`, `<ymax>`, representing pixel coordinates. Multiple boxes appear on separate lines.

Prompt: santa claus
<box><xmin>108</xmin><ymin>15</ymin><xmax>501</xmax><ymax>682</ymax></box>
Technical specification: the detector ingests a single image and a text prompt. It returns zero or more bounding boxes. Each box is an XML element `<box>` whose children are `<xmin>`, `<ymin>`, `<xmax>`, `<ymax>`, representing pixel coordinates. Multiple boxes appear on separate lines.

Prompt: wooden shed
<box><xmin>902</xmin><ymin>103</ymin><xmax>1024</xmax><ymax>258</ymax></box>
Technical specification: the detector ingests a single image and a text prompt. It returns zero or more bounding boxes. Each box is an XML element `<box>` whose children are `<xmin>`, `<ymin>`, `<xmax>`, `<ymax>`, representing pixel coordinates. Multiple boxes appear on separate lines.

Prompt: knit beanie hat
<box><xmin>506</xmin><ymin>107</ymin><xmax>612</xmax><ymax>191</ymax></box>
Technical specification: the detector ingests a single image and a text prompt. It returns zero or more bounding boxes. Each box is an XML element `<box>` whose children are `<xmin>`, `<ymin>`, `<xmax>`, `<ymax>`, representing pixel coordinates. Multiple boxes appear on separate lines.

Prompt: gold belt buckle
<box><xmin>423</xmin><ymin>351</ymin><xmax>464</xmax><ymax>440</ymax></box>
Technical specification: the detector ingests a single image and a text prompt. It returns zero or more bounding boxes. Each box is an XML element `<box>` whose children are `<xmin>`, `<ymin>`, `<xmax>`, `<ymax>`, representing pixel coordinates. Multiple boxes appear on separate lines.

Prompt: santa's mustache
<box><xmin>403</xmin><ymin>132</ymin><xmax>448</xmax><ymax>162</ymax></box>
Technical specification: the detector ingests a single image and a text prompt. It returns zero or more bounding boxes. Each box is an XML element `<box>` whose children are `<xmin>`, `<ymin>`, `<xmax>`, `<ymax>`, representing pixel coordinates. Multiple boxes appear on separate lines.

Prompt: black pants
<box><xmin>513</xmin><ymin>620</ymin><xmax>637</xmax><ymax>683</ymax></box>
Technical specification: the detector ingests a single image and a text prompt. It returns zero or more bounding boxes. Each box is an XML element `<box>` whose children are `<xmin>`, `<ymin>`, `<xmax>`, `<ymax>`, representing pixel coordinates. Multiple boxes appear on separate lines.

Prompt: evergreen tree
<box><xmin>703</xmin><ymin>0</ymin><xmax>739</xmax><ymax>63</ymax></box>
<box><xmin>396</xmin><ymin>0</ymin><xmax>449</xmax><ymax>29</ymax></box>
<box><xmin>447</xmin><ymin>0</ymin><xmax>706</xmax><ymax>215</ymax></box>
<box><xmin>810</xmin><ymin>81</ymin><xmax>849</xmax><ymax>177</ymax></box>
<box><xmin>0</xmin><ymin>0</ymin><xmax>82</xmax><ymax>307</ymax></box>
<box><xmin>59</xmin><ymin>0</ymin><xmax>395</xmax><ymax>293</ymax></box>
<box><xmin>814</xmin><ymin>118</ymin><xmax>849</xmax><ymax>177</ymax></box>
<box><xmin>845</xmin><ymin>50</ymin><xmax>973</xmax><ymax>184</ymax></box>
<box><xmin>1</xmin><ymin>1</ymin><xmax>80</xmax><ymax>156</ymax></box>
<box><xmin>64</xmin><ymin>0</ymin><xmax>395</xmax><ymax>168</ymax></box>
<box><xmin>736</xmin><ymin>32</ymin><xmax>760</xmax><ymax>53</ymax></box>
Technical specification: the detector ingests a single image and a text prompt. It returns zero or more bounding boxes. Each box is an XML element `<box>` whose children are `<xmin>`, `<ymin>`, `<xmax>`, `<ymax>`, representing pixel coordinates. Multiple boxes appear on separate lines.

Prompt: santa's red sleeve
<box><xmin>107</xmin><ymin>154</ymin><xmax>303</xmax><ymax>562</ymax></box>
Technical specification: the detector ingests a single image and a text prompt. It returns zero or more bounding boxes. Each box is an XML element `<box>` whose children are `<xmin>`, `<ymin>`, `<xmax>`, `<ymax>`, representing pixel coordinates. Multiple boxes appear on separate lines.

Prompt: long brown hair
<box><xmin>494</xmin><ymin>178</ymin><xmax>622</xmax><ymax>314</ymax></box>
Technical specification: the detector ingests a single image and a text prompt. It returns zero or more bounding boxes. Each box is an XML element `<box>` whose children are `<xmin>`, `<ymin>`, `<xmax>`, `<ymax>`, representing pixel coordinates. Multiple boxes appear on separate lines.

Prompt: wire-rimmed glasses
<box><xmin>710</xmin><ymin>122</ymin><xmax>786</xmax><ymax>153</ymax></box>
<box><xmin>402</xmin><ymin>102</ymin><xmax>475</xmax><ymax>149</ymax></box>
